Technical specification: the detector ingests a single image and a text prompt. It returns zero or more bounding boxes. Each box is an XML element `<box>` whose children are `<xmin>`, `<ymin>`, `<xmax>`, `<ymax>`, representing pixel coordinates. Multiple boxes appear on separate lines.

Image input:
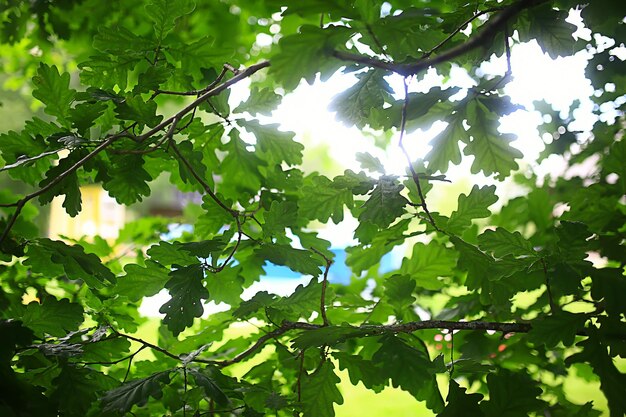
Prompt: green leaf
<box><xmin>189</xmin><ymin>368</ymin><xmax>230</xmax><ymax>406</ymax></box>
<box><xmin>263</xmin><ymin>200</ymin><xmax>299</xmax><ymax>238</ymax></box>
<box><xmin>233</xmin><ymin>291</ymin><xmax>278</xmax><ymax>319</ymax></box>
<box><xmin>26</xmin><ymin>238</ymin><xmax>115</xmax><ymax>289</ymax></box>
<box><xmin>170</xmin><ymin>140</ymin><xmax>208</xmax><ymax>191</ymax></box>
<box><xmin>528</xmin><ymin>312</ymin><xmax>587</xmax><ymax>348</ymax></box>
<box><xmin>159</xmin><ymin>264</ymin><xmax>209</xmax><ymax>335</ymax></box>
<box><xmin>480</xmin><ymin>369</ymin><xmax>544</xmax><ymax>417</ymax></box>
<box><xmin>384</xmin><ymin>274</ymin><xmax>416</xmax><ymax>310</ymax></box>
<box><xmin>447</xmin><ymin>185</ymin><xmax>498</xmax><ymax>234</ymax></box>
<box><xmin>147</xmin><ymin>241</ymin><xmax>199</xmax><ymax>266</ymax></box>
<box><xmin>270</xmin><ymin>25</ymin><xmax>349</xmax><ymax>90</ymax></box>
<box><xmin>359</xmin><ymin>175</ymin><xmax>408</xmax><ymax>228</ymax></box>
<box><xmin>567</xmin><ymin>334</ymin><xmax>626</xmax><ymax>417</ymax></box>
<box><xmin>101</xmin><ymin>371</ymin><xmax>172</xmax><ymax>413</ymax></box>
<box><xmin>234</xmin><ymin>86</ymin><xmax>281</xmax><ymax>116</ymax></box>
<box><xmin>426</xmin><ymin>113</ymin><xmax>465</xmax><ymax>173</ymax></box>
<box><xmin>372</xmin><ymin>335</ymin><xmax>444</xmax><ymax>412</ymax></box>
<box><xmin>525</xmin><ymin>6</ymin><xmax>578</xmax><ymax>59</ymax></box>
<box><xmin>356</xmin><ymin>152</ymin><xmax>385</xmax><ymax>173</ymax></box>
<box><xmin>115</xmin><ymin>261</ymin><xmax>171</xmax><ymax>302</ymax></box>
<box><xmin>145</xmin><ymin>0</ymin><xmax>196</xmax><ymax>41</ymax></box>
<box><xmin>256</xmin><ymin>244</ymin><xmax>322</xmax><ymax>277</ymax></box>
<box><xmin>273</xmin><ymin>278</ymin><xmax>325</xmax><ymax>319</ymax></box>
<box><xmin>333</xmin><ymin>352</ymin><xmax>387</xmax><ymax>393</ymax></box>
<box><xmin>440</xmin><ymin>380</ymin><xmax>485</xmax><ymax>417</ymax></box>
<box><xmin>301</xmin><ymin>361</ymin><xmax>343</xmax><ymax>417</ymax></box>
<box><xmin>464</xmin><ymin>100</ymin><xmax>523</xmax><ymax>180</ymax></box>
<box><xmin>93</xmin><ymin>26</ymin><xmax>155</xmax><ymax>56</ymax></box>
<box><xmin>32</xmin><ymin>64</ymin><xmax>76</xmax><ymax>128</ymax></box>
<box><xmin>37</xmin><ymin>151</ymin><xmax>83</xmax><ymax>217</ymax></box>
<box><xmin>299</xmin><ymin>174</ymin><xmax>353</xmax><ymax>224</ymax></box>
<box><xmin>168</xmin><ymin>37</ymin><xmax>233</xmax><ymax>81</ymax></box>
<box><xmin>329</xmin><ymin>69</ymin><xmax>394</xmax><ymax>128</ymax></box>
<box><xmin>51</xmin><ymin>366</ymin><xmax>116</xmax><ymax>416</ymax></box>
<box><xmin>70</xmin><ymin>101</ymin><xmax>107</xmax><ymax>135</ymax></box>
<box><xmin>115</xmin><ymin>96</ymin><xmax>163</xmax><ymax>127</ymax></box>
<box><xmin>477</xmin><ymin>228</ymin><xmax>537</xmax><ymax>259</ymax></box>
<box><xmin>101</xmin><ymin>154</ymin><xmax>153</xmax><ymax>205</ymax></box>
<box><xmin>603</xmin><ymin>139</ymin><xmax>626</xmax><ymax>193</ymax></box>
<box><xmin>22</xmin><ymin>298</ymin><xmax>84</xmax><ymax>337</ymax></box>
<box><xmin>220</xmin><ymin>130</ymin><xmax>266</xmax><ymax>195</ymax></box>
<box><xmin>400</xmin><ymin>242</ymin><xmax>458</xmax><ymax>290</ymax></box>
<box><xmin>242</xmin><ymin>120</ymin><xmax>304</xmax><ymax>166</ymax></box>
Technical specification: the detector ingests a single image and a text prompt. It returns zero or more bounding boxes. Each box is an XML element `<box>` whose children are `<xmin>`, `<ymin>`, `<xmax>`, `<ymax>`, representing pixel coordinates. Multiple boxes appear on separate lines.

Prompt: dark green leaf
<box><xmin>528</xmin><ymin>312</ymin><xmax>587</xmax><ymax>348</ymax></box>
<box><xmin>22</xmin><ymin>298</ymin><xmax>84</xmax><ymax>337</ymax></box>
<box><xmin>159</xmin><ymin>264</ymin><xmax>209</xmax><ymax>335</ymax></box>
<box><xmin>256</xmin><ymin>244</ymin><xmax>323</xmax><ymax>277</ymax></box>
<box><xmin>480</xmin><ymin>369</ymin><xmax>544</xmax><ymax>417</ymax></box>
<box><xmin>359</xmin><ymin>175</ymin><xmax>408</xmax><ymax>228</ymax></box>
<box><xmin>101</xmin><ymin>371</ymin><xmax>172</xmax><ymax>413</ymax></box>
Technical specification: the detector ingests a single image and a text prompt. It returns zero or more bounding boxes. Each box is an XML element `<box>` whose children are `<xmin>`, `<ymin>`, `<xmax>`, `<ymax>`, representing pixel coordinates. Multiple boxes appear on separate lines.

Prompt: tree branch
<box><xmin>332</xmin><ymin>0</ymin><xmax>547</xmax><ymax>76</ymax></box>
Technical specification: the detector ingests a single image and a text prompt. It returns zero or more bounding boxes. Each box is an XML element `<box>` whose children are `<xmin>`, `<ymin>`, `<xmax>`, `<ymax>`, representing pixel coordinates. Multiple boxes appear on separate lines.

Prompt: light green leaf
<box><xmin>299</xmin><ymin>175</ymin><xmax>353</xmax><ymax>224</ymax></box>
<box><xmin>145</xmin><ymin>0</ymin><xmax>196</xmax><ymax>41</ymax></box>
<box><xmin>400</xmin><ymin>242</ymin><xmax>457</xmax><ymax>290</ymax></box>
<box><xmin>478</xmin><ymin>228</ymin><xmax>537</xmax><ymax>259</ymax></box>
<box><xmin>242</xmin><ymin>120</ymin><xmax>303</xmax><ymax>166</ymax></box>
<box><xmin>329</xmin><ymin>69</ymin><xmax>394</xmax><ymax>128</ymax></box>
<box><xmin>116</xmin><ymin>261</ymin><xmax>170</xmax><ymax>302</ymax></box>
<box><xmin>263</xmin><ymin>200</ymin><xmax>299</xmax><ymax>238</ymax></box>
<box><xmin>270</xmin><ymin>25</ymin><xmax>349</xmax><ymax>90</ymax></box>
<box><xmin>447</xmin><ymin>185</ymin><xmax>498</xmax><ymax>234</ymax></box>
<box><xmin>32</xmin><ymin>64</ymin><xmax>76</xmax><ymax>128</ymax></box>
<box><xmin>426</xmin><ymin>113</ymin><xmax>465</xmax><ymax>173</ymax></box>
<box><xmin>356</xmin><ymin>152</ymin><xmax>385</xmax><ymax>173</ymax></box>
<box><xmin>301</xmin><ymin>361</ymin><xmax>344</xmax><ymax>417</ymax></box>
<box><xmin>234</xmin><ymin>86</ymin><xmax>281</xmax><ymax>116</ymax></box>
<box><xmin>464</xmin><ymin>100</ymin><xmax>523</xmax><ymax>180</ymax></box>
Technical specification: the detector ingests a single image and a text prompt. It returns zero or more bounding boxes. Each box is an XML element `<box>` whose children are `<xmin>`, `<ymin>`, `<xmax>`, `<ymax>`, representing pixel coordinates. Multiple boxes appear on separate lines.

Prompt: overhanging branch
<box><xmin>332</xmin><ymin>0</ymin><xmax>548</xmax><ymax>76</ymax></box>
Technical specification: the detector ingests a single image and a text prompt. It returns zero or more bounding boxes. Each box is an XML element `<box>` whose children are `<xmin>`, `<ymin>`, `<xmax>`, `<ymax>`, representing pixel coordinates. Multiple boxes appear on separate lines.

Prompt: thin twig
<box><xmin>397</xmin><ymin>77</ymin><xmax>439</xmax><ymax>230</ymax></box>
<box><xmin>0</xmin><ymin>149</ymin><xmax>62</xmax><ymax>173</ymax></box>
<box><xmin>311</xmin><ymin>247</ymin><xmax>332</xmax><ymax>326</ymax></box>
<box><xmin>541</xmin><ymin>258</ymin><xmax>558</xmax><ymax>313</ymax></box>
<box><xmin>169</xmin><ymin>140</ymin><xmax>237</xmax><ymax>217</ymax></box>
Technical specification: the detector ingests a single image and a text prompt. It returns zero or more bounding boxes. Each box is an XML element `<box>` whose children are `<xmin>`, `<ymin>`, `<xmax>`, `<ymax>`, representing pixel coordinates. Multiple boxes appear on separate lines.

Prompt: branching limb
<box><xmin>332</xmin><ymin>0</ymin><xmax>547</xmax><ymax>76</ymax></box>
<box><xmin>0</xmin><ymin>132</ymin><xmax>127</xmax><ymax>245</ymax></box>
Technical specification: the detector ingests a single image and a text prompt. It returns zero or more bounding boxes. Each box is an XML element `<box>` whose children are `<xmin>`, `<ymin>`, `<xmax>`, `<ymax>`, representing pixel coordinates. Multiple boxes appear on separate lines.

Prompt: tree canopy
<box><xmin>0</xmin><ymin>0</ymin><xmax>625</xmax><ymax>416</ymax></box>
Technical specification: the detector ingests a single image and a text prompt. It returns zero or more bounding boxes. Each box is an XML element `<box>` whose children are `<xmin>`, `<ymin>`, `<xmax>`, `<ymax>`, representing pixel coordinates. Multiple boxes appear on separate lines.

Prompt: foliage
<box><xmin>0</xmin><ymin>0</ymin><xmax>625</xmax><ymax>416</ymax></box>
